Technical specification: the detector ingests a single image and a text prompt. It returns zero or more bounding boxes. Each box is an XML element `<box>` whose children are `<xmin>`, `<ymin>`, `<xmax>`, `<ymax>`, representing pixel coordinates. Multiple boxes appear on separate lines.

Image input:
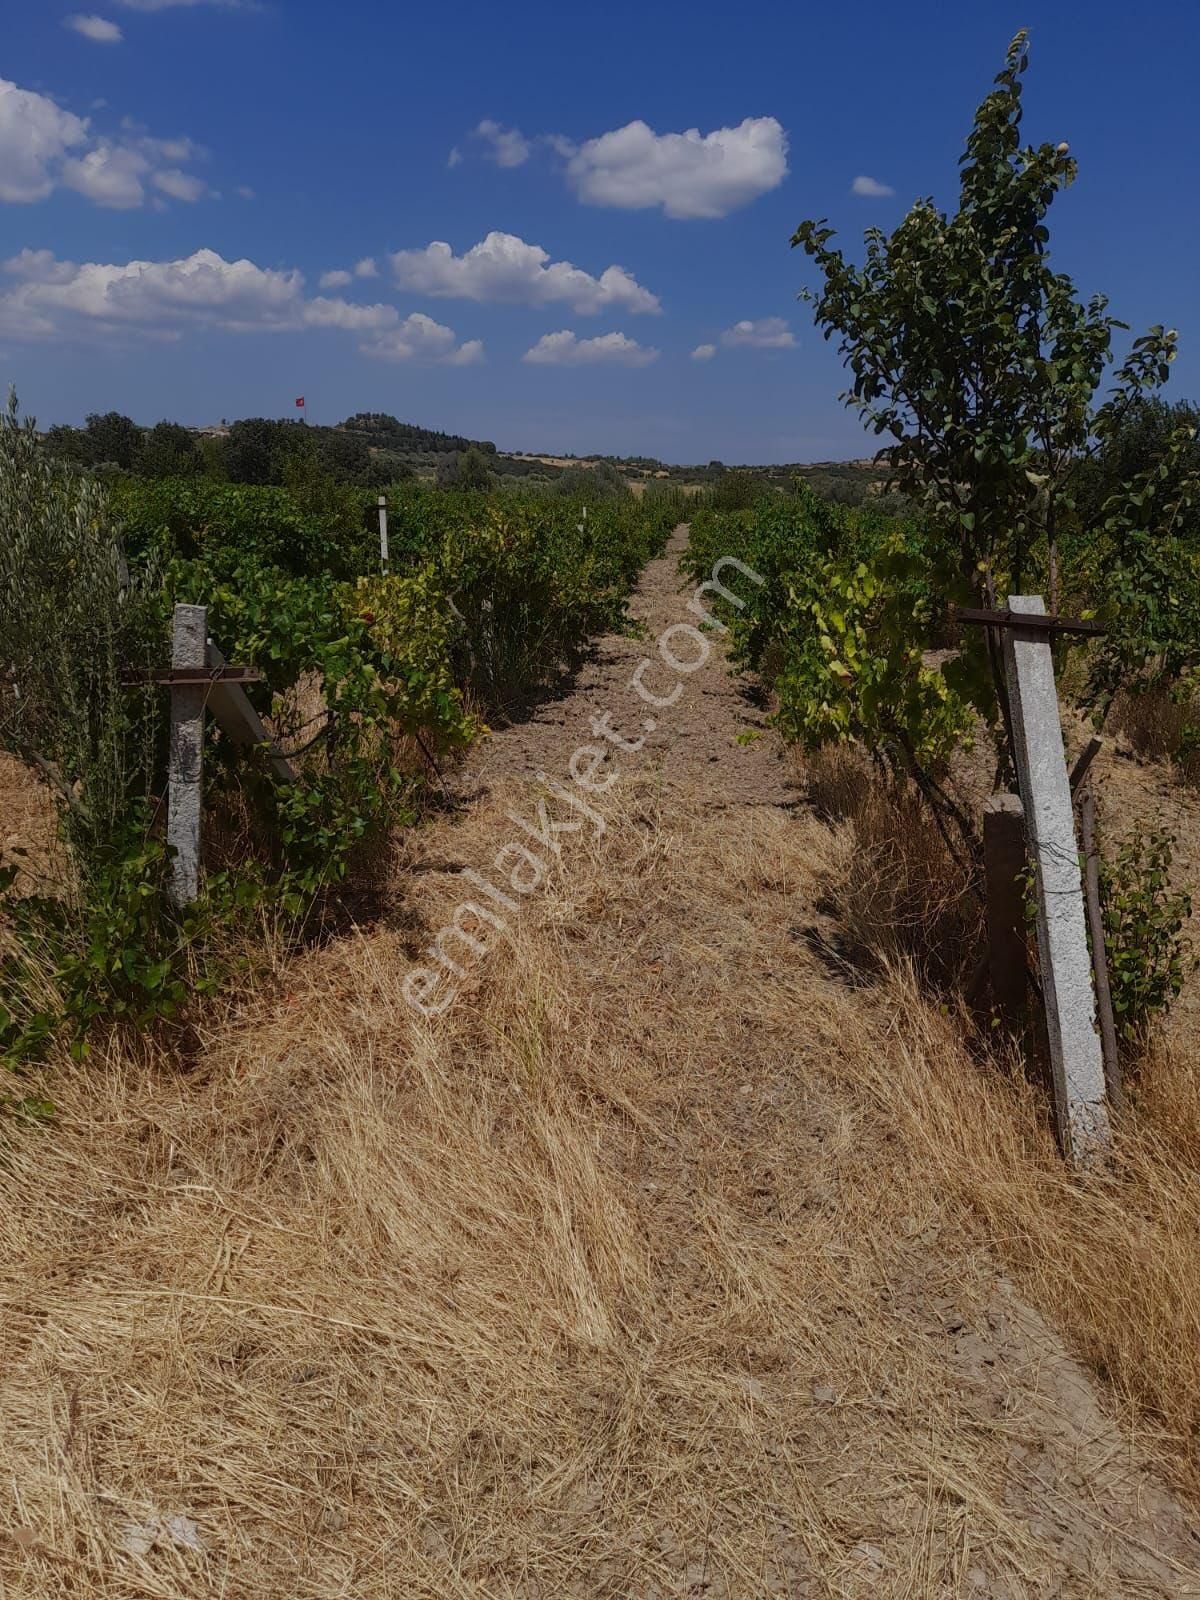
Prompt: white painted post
<box><xmin>167</xmin><ymin>603</ymin><xmax>206</xmax><ymax>907</ymax></box>
<box><xmin>378</xmin><ymin>494</ymin><xmax>389</xmax><ymax>573</ymax></box>
<box><xmin>1002</xmin><ymin>595</ymin><xmax>1110</xmax><ymax>1164</ymax></box>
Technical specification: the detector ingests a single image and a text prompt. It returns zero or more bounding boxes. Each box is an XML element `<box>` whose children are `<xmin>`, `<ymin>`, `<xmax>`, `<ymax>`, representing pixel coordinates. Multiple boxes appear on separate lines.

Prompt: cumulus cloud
<box><xmin>0</xmin><ymin>80</ymin><xmax>90</xmax><ymax>202</ymax></box>
<box><xmin>0</xmin><ymin>248</ymin><xmax>302</xmax><ymax>338</ymax></box>
<box><xmin>564</xmin><ymin>116</ymin><xmax>787</xmax><ymax>219</ymax></box>
<box><xmin>0</xmin><ymin>77</ymin><xmax>211</xmax><ymax>207</ymax></box>
<box><xmin>447</xmin><ymin>145</ymin><xmax>463</xmax><ymax>168</ymax></box>
<box><xmin>302</xmin><ymin>296</ymin><xmax>399</xmax><ymax>332</ymax></box>
<box><xmin>354</xmin><ymin>257</ymin><xmax>378</xmax><ymax>278</ymax></box>
<box><xmin>390</xmin><ymin>231</ymin><xmax>659</xmax><ymax>316</ymax></box>
<box><xmin>61</xmin><ymin>143</ymin><xmax>154</xmax><ymax>207</ymax></box>
<box><xmin>474</xmin><ymin>118</ymin><xmax>531</xmax><ymax>168</ymax></box>
<box><xmin>0</xmin><ymin>245</ymin><xmax>482</xmax><ymax>364</ymax></box>
<box><xmin>522</xmin><ymin>330</ymin><xmax>658</xmax><ymax>368</ymax></box>
<box><xmin>153</xmin><ymin>167</ymin><xmax>207</xmax><ymax>202</ymax></box>
<box><xmin>361</xmin><ymin>313</ymin><xmax>483</xmax><ymax>365</ymax></box>
<box><xmin>65</xmin><ymin>14</ymin><xmax>124</xmax><ymax>43</ymax></box>
<box><xmin>722</xmin><ymin>317</ymin><xmax>796</xmax><ymax>349</ymax></box>
<box><xmin>851</xmin><ymin>174</ymin><xmax>894</xmax><ymax>198</ymax></box>
<box><xmin>691</xmin><ymin>343</ymin><xmax>716</xmax><ymax>362</ymax></box>
<box><xmin>319</xmin><ymin>268</ymin><xmax>353</xmax><ymax>290</ymax></box>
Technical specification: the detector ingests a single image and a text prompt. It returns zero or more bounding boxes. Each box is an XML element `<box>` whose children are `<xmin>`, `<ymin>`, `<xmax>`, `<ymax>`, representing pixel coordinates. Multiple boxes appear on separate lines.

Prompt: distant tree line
<box><xmin>40</xmin><ymin>411</ymin><xmax>513</xmax><ymax>491</ymax></box>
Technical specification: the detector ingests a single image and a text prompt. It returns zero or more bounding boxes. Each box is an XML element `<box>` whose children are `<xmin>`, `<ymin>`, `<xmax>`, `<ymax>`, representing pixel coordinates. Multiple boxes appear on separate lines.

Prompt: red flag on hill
<box><xmin>295</xmin><ymin>396</ymin><xmax>305</xmax><ymax>409</ymax></box>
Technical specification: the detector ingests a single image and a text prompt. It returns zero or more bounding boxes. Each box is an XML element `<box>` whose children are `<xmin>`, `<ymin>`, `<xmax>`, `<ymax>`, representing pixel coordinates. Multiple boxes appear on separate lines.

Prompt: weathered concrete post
<box><xmin>167</xmin><ymin>603</ymin><xmax>206</xmax><ymax>907</ymax></box>
<box><xmin>983</xmin><ymin>792</ymin><xmax>1029</xmax><ymax>1042</ymax></box>
<box><xmin>1002</xmin><ymin>595</ymin><xmax>1110</xmax><ymax>1164</ymax></box>
<box><xmin>378</xmin><ymin>494</ymin><xmax>389</xmax><ymax>574</ymax></box>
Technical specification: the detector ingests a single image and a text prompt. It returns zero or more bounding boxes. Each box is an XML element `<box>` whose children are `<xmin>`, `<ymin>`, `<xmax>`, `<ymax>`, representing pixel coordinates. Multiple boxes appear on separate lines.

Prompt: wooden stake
<box><xmin>983</xmin><ymin>793</ymin><xmax>1029</xmax><ymax>1042</ymax></box>
<box><xmin>167</xmin><ymin>604</ymin><xmax>206</xmax><ymax>907</ymax></box>
<box><xmin>1080</xmin><ymin>780</ymin><xmax>1123</xmax><ymax>1109</ymax></box>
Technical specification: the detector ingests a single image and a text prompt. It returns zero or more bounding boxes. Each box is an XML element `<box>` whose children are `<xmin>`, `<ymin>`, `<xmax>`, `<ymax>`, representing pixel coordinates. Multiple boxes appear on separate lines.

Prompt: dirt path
<box><xmin>452</xmin><ymin>523</ymin><xmax>798</xmax><ymax>808</ymax></box>
<box><xmin>3</xmin><ymin>529</ymin><xmax>1200</xmax><ymax>1598</ymax></box>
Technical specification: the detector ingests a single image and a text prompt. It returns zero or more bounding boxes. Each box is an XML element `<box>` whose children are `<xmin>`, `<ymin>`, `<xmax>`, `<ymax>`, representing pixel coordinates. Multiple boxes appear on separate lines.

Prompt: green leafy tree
<box><xmin>138</xmin><ymin>421</ymin><xmax>200</xmax><ymax>479</ymax></box>
<box><xmin>83</xmin><ymin>411</ymin><xmax>144</xmax><ymax>471</ymax></box>
<box><xmin>790</xmin><ymin>29</ymin><xmax>1187</xmax><ymax>781</ymax></box>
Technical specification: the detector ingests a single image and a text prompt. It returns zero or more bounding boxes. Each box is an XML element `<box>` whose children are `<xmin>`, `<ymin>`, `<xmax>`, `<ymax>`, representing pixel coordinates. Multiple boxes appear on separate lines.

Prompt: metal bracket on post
<box><xmin>130</xmin><ymin>609</ymin><xmax>296</xmax><ymax>907</ymax></box>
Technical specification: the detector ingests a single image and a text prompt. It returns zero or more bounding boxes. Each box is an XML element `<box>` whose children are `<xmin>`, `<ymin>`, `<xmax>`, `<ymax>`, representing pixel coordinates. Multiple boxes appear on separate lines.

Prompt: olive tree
<box><xmin>0</xmin><ymin>392</ymin><xmax>155</xmax><ymax>880</ymax></box>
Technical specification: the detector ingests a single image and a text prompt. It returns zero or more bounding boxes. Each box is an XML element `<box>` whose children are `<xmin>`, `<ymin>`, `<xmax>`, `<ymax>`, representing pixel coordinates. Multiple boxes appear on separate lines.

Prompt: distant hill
<box><xmin>40</xmin><ymin>406</ymin><xmax>894</xmax><ymax>501</ymax></box>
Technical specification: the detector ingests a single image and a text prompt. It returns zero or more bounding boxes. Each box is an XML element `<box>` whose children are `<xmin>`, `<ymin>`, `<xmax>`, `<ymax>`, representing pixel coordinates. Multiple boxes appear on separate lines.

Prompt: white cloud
<box><xmin>522</xmin><ymin>330</ymin><xmax>659</xmax><ymax>368</ymax></box>
<box><xmin>320</xmin><ymin>259</ymin><xmax>379</xmax><ymax>290</ymax></box>
<box><xmin>3</xmin><ymin>249</ymin><xmax>78</xmax><ymax>284</ymax></box>
<box><xmin>1</xmin><ymin>249</ymin><xmax>303</xmax><ymax>335</ymax></box>
<box><xmin>61</xmin><ymin>143</ymin><xmax>152</xmax><ymax>207</ymax></box>
<box><xmin>361</xmin><ymin>313</ymin><xmax>482</xmax><ymax>365</ymax></box>
<box><xmin>565</xmin><ymin>116</ymin><xmax>787</xmax><ymax>220</ymax></box>
<box><xmin>0</xmin><ymin>80</ymin><xmax>90</xmax><ymax>203</ymax></box>
<box><xmin>390</xmin><ymin>231</ymin><xmax>659</xmax><ymax>316</ymax></box>
<box><xmin>303</xmin><ymin>296</ymin><xmax>398</xmax><ymax>332</ymax></box>
<box><xmin>236</xmin><ymin>184</ymin><xmax>255</xmax><ymax>200</ymax></box>
<box><xmin>722</xmin><ymin>317</ymin><xmax>796</xmax><ymax>350</ymax></box>
<box><xmin>152</xmin><ymin>167</ymin><xmax>207</xmax><ymax>202</ymax></box>
<box><xmin>691</xmin><ymin>343</ymin><xmax>716</xmax><ymax>362</ymax></box>
<box><xmin>447</xmin><ymin>146</ymin><xmax>463</xmax><ymax>169</ymax></box>
<box><xmin>446</xmin><ymin>338</ymin><xmax>485</xmax><ymax>366</ymax></box>
<box><xmin>65</xmin><ymin>14</ymin><xmax>124</xmax><ymax>43</ymax></box>
<box><xmin>851</xmin><ymin>174</ymin><xmax>894</xmax><ymax>198</ymax></box>
<box><xmin>474</xmin><ymin>118</ymin><xmax>531</xmax><ymax>168</ymax></box>
<box><xmin>0</xmin><ymin>245</ymin><xmax>482</xmax><ymax>365</ymax></box>
<box><xmin>0</xmin><ymin>77</ymin><xmax>212</xmax><ymax>208</ymax></box>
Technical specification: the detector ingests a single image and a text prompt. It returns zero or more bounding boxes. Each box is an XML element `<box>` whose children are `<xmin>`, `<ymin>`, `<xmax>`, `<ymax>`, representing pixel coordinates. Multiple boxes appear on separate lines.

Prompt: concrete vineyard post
<box><xmin>167</xmin><ymin>603</ymin><xmax>206</xmax><ymax>908</ymax></box>
<box><xmin>1001</xmin><ymin>594</ymin><xmax>1110</xmax><ymax>1164</ymax></box>
<box><xmin>378</xmin><ymin>494</ymin><xmax>389</xmax><ymax>574</ymax></box>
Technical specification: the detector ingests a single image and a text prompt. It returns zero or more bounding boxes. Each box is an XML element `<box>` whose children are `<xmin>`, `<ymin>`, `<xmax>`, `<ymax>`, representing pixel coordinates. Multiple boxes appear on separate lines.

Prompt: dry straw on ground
<box><xmin>3</xmin><ymin>788</ymin><xmax>1200</xmax><ymax>1597</ymax></box>
<box><xmin>3</xmin><ymin>533</ymin><xmax>1200</xmax><ymax>1597</ymax></box>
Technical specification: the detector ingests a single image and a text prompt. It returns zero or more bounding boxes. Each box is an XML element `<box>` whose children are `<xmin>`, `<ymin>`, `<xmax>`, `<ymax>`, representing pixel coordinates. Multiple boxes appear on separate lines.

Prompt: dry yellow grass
<box><xmin>5</xmin><ymin>530</ymin><xmax>1200</xmax><ymax>1596</ymax></box>
<box><xmin>2</xmin><ymin>770</ymin><xmax>1199</xmax><ymax>1598</ymax></box>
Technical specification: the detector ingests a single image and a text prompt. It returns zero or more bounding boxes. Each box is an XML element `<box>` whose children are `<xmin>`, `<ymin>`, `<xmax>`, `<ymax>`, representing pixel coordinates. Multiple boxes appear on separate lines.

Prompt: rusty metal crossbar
<box><xmin>953</xmin><ymin>606</ymin><xmax>1106</xmax><ymax>638</ymax></box>
<box><xmin>121</xmin><ymin>666</ymin><xmax>264</xmax><ymax>687</ymax></box>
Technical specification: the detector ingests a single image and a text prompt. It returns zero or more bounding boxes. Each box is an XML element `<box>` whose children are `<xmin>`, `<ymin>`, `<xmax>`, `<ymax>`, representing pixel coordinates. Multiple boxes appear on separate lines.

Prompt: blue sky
<box><xmin>2</xmin><ymin>0</ymin><xmax>1198</xmax><ymax>463</ymax></box>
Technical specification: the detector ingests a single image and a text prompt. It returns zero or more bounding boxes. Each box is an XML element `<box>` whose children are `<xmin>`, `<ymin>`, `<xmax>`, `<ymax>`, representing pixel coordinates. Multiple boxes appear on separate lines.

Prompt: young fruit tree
<box><xmin>791</xmin><ymin>29</ymin><xmax>1198</xmax><ymax>801</ymax></box>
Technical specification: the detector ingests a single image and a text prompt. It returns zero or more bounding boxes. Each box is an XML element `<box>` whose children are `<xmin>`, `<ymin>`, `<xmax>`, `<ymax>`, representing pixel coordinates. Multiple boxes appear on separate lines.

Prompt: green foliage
<box><xmin>683</xmin><ymin>489</ymin><xmax>972</xmax><ymax>774</ymax></box>
<box><xmin>436</xmin><ymin>447</ymin><xmax>495</xmax><ymax>491</ymax></box>
<box><xmin>138</xmin><ymin>421</ymin><xmax>201</xmax><ymax>479</ymax></box>
<box><xmin>1100</xmin><ymin>831</ymin><xmax>1193</xmax><ymax>1040</ymax></box>
<box><xmin>708</xmin><ymin>470</ymin><xmax>768</xmax><ymax>512</ymax></box>
<box><xmin>2</xmin><ymin>412</ymin><xmax>672</xmax><ymax>1069</ymax></box>
<box><xmin>110</xmin><ymin>475</ymin><xmax>374</xmax><ymax>577</ymax></box>
<box><xmin>791</xmin><ymin>29</ymin><xmax>1187</xmax><ymax>763</ymax></box>
<box><xmin>0</xmin><ymin>391</ymin><xmax>159</xmax><ymax>876</ymax></box>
